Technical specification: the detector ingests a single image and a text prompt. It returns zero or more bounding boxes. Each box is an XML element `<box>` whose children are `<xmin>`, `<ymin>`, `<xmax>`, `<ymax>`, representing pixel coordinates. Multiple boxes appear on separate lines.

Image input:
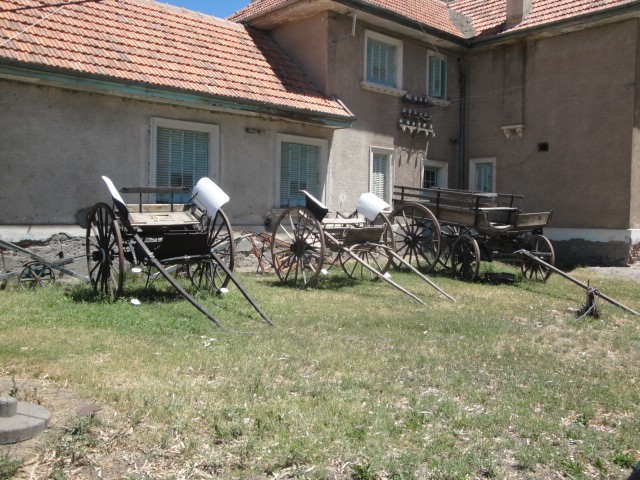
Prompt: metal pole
<box><xmin>341</xmin><ymin>245</ymin><xmax>426</xmax><ymax>305</ymax></box>
<box><xmin>516</xmin><ymin>249</ymin><xmax>639</xmax><ymax>316</ymax></box>
<box><xmin>385</xmin><ymin>248</ymin><xmax>455</xmax><ymax>302</ymax></box>
<box><xmin>210</xmin><ymin>252</ymin><xmax>274</xmax><ymax>326</ymax></box>
<box><xmin>133</xmin><ymin>233</ymin><xmax>225</xmax><ymax>328</ymax></box>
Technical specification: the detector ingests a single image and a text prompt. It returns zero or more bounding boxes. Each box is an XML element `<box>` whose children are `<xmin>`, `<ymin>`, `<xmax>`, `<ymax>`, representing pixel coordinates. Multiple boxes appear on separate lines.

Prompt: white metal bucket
<box><xmin>356</xmin><ymin>192</ymin><xmax>390</xmax><ymax>221</ymax></box>
<box><xmin>192</xmin><ymin>177</ymin><xmax>230</xmax><ymax>216</ymax></box>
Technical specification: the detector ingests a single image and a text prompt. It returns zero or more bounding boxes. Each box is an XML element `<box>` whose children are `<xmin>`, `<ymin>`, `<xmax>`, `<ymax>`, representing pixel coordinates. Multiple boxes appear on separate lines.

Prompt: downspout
<box><xmin>457</xmin><ymin>59</ymin><xmax>467</xmax><ymax>189</ymax></box>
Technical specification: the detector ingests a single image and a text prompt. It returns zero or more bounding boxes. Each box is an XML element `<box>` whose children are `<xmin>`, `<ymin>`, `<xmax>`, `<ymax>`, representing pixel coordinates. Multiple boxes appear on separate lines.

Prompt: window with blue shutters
<box><xmin>151</xmin><ymin>119</ymin><xmax>219</xmax><ymax>203</ymax></box>
<box><xmin>365</xmin><ymin>31</ymin><xmax>403</xmax><ymax>90</ymax></box>
<box><xmin>427</xmin><ymin>52</ymin><xmax>447</xmax><ymax>99</ymax></box>
<box><xmin>156</xmin><ymin>127</ymin><xmax>209</xmax><ymax>203</ymax></box>
<box><xmin>279</xmin><ymin>142</ymin><xmax>320</xmax><ymax>207</ymax></box>
<box><xmin>470</xmin><ymin>158</ymin><xmax>496</xmax><ymax>193</ymax></box>
<box><xmin>370</xmin><ymin>148</ymin><xmax>393</xmax><ymax>202</ymax></box>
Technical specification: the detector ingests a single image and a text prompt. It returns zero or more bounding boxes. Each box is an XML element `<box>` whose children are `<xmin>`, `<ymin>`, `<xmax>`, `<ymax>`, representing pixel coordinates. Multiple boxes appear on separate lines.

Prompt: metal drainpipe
<box><xmin>457</xmin><ymin>61</ymin><xmax>467</xmax><ymax>189</ymax></box>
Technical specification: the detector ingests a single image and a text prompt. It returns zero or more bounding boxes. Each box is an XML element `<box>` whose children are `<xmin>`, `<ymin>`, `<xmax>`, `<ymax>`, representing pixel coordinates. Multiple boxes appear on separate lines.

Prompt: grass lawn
<box><xmin>0</xmin><ymin>266</ymin><xmax>639</xmax><ymax>479</ymax></box>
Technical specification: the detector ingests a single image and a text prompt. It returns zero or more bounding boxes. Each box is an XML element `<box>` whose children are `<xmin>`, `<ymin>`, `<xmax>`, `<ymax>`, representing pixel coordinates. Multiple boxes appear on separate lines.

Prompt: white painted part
<box><xmin>131</xmin><ymin>267</ymin><xmax>142</xmax><ymax>274</ymax></box>
<box><xmin>220</xmin><ymin>288</ymin><xmax>229</xmax><ymax>294</ymax></box>
<box><xmin>101</xmin><ymin>176</ymin><xmax>126</xmax><ymax>206</ymax></box>
<box><xmin>192</xmin><ymin>177</ymin><xmax>229</xmax><ymax>216</ymax></box>
<box><xmin>321</xmin><ymin>268</ymin><xmax>329</xmax><ymax>275</ymax></box>
<box><xmin>356</xmin><ymin>192</ymin><xmax>390</xmax><ymax>221</ymax></box>
<box><xmin>130</xmin><ymin>299</ymin><xmax>141</xmax><ymax>306</ymax></box>
<box><xmin>383</xmin><ymin>272</ymin><xmax>391</xmax><ymax>279</ymax></box>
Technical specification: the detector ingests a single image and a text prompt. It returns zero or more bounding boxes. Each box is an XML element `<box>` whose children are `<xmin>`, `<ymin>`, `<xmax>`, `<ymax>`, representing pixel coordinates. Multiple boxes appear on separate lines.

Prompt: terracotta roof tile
<box><xmin>231</xmin><ymin>0</ymin><xmax>640</xmax><ymax>39</ymax></box>
<box><xmin>450</xmin><ymin>0</ymin><xmax>638</xmax><ymax>37</ymax></box>
<box><xmin>0</xmin><ymin>0</ymin><xmax>353</xmax><ymax>120</ymax></box>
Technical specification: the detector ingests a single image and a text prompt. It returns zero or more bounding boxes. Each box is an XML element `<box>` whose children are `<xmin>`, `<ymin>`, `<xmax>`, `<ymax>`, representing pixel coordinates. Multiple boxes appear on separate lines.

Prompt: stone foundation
<box><xmin>552</xmin><ymin>239</ymin><xmax>634</xmax><ymax>268</ymax></box>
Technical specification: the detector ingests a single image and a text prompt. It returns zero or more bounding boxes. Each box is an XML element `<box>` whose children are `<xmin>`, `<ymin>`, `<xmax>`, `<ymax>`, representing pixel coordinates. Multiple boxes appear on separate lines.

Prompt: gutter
<box><xmin>0</xmin><ymin>63</ymin><xmax>356</xmax><ymax>129</ymax></box>
<box><xmin>336</xmin><ymin>0</ymin><xmax>468</xmax><ymax>47</ymax></box>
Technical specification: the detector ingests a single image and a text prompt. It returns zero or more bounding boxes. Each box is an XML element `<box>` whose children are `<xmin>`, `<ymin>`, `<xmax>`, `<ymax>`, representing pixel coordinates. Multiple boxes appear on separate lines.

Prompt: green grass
<box><xmin>0</xmin><ymin>266</ymin><xmax>639</xmax><ymax>479</ymax></box>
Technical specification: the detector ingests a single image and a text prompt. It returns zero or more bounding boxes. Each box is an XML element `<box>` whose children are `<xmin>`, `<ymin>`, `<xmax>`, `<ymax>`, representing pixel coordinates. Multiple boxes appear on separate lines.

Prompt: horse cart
<box><xmin>86</xmin><ymin>176</ymin><xmax>271</xmax><ymax>327</ymax></box>
<box><xmin>391</xmin><ymin>186</ymin><xmax>555</xmax><ymax>282</ymax></box>
<box><xmin>268</xmin><ymin>191</ymin><xmax>453</xmax><ymax>303</ymax></box>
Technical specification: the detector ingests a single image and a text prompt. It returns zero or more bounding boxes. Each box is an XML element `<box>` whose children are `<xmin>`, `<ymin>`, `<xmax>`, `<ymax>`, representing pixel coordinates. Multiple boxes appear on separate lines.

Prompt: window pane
<box><xmin>423</xmin><ymin>167</ymin><xmax>439</xmax><ymax>188</ymax></box>
<box><xmin>280</xmin><ymin>142</ymin><xmax>319</xmax><ymax>207</ymax></box>
<box><xmin>367</xmin><ymin>38</ymin><xmax>397</xmax><ymax>88</ymax></box>
<box><xmin>156</xmin><ymin>127</ymin><xmax>209</xmax><ymax>202</ymax></box>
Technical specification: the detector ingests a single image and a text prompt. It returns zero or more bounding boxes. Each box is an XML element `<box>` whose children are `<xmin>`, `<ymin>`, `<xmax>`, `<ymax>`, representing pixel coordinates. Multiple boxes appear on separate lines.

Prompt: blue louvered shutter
<box><xmin>280</xmin><ymin>142</ymin><xmax>319</xmax><ymax>207</ymax></box>
<box><xmin>366</xmin><ymin>38</ymin><xmax>397</xmax><ymax>88</ymax></box>
<box><xmin>156</xmin><ymin>127</ymin><xmax>209</xmax><ymax>202</ymax></box>
<box><xmin>371</xmin><ymin>153</ymin><xmax>388</xmax><ymax>200</ymax></box>
<box><xmin>474</xmin><ymin>162</ymin><xmax>494</xmax><ymax>193</ymax></box>
<box><xmin>428</xmin><ymin>54</ymin><xmax>446</xmax><ymax>98</ymax></box>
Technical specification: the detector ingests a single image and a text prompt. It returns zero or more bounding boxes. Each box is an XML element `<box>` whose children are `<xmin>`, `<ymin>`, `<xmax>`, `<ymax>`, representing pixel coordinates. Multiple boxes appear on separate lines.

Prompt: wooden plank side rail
<box><xmin>393</xmin><ymin>185</ymin><xmax>524</xmax><ymax>211</ymax></box>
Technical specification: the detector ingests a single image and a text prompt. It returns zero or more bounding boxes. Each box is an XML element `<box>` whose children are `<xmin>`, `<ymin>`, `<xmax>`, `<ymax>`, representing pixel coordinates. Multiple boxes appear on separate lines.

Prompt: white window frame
<box><xmin>362</xmin><ymin>30</ymin><xmax>405</xmax><ymax>96</ymax></box>
<box><xmin>427</xmin><ymin>50</ymin><xmax>447</xmax><ymax>100</ymax></box>
<box><xmin>276</xmin><ymin>134</ymin><xmax>329</xmax><ymax>208</ymax></box>
<box><xmin>369</xmin><ymin>147</ymin><xmax>394</xmax><ymax>203</ymax></box>
<box><xmin>469</xmin><ymin>157</ymin><xmax>497</xmax><ymax>192</ymax></box>
<box><xmin>422</xmin><ymin>159</ymin><xmax>448</xmax><ymax>189</ymax></box>
<box><xmin>150</xmin><ymin>118</ymin><xmax>220</xmax><ymax>191</ymax></box>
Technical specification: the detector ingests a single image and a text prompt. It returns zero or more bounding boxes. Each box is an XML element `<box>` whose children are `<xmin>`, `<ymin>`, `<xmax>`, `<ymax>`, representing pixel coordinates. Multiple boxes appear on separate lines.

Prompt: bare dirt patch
<box><xmin>0</xmin><ymin>375</ymin><xmax>100</xmax><ymax>477</ymax></box>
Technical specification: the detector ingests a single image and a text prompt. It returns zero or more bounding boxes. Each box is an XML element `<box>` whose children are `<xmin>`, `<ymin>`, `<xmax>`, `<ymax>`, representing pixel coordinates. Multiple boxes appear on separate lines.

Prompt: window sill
<box><xmin>361</xmin><ymin>81</ymin><xmax>407</xmax><ymax>97</ymax></box>
<box><xmin>426</xmin><ymin>96</ymin><xmax>450</xmax><ymax>107</ymax></box>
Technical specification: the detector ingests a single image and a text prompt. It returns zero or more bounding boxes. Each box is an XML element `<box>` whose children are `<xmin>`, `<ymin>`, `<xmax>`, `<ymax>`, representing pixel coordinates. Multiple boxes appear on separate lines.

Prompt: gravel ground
<box><xmin>587</xmin><ymin>262</ymin><xmax>640</xmax><ymax>282</ymax></box>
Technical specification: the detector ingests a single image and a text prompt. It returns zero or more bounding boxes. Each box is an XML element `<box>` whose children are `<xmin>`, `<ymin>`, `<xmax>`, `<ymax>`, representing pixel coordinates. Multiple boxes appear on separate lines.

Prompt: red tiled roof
<box><xmin>0</xmin><ymin>0</ymin><xmax>354</xmax><ymax>120</ymax></box>
<box><xmin>230</xmin><ymin>0</ymin><xmax>464</xmax><ymax>37</ymax></box>
<box><xmin>231</xmin><ymin>0</ymin><xmax>640</xmax><ymax>40</ymax></box>
<box><xmin>450</xmin><ymin>0</ymin><xmax>638</xmax><ymax>37</ymax></box>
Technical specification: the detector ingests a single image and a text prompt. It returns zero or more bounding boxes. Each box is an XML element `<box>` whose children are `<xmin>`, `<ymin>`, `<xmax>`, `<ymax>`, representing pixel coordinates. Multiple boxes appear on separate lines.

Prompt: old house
<box><xmin>231</xmin><ymin>0</ymin><xmax>640</xmax><ymax>265</ymax></box>
<box><xmin>1</xmin><ymin>0</ymin><xmax>640</xmax><ymax>265</ymax></box>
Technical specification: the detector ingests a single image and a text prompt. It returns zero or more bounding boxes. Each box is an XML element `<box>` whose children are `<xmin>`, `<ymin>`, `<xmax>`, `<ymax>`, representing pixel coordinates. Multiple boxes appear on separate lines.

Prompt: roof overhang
<box><xmin>238</xmin><ymin>0</ymin><xmax>468</xmax><ymax>52</ymax></box>
<box><xmin>469</xmin><ymin>1</ymin><xmax>640</xmax><ymax>49</ymax></box>
<box><xmin>0</xmin><ymin>63</ymin><xmax>356</xmax><ymax>129</ymax></box>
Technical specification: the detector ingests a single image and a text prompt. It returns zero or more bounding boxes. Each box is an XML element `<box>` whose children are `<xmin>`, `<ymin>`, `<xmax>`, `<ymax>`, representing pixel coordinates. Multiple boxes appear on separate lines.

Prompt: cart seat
<box><xmin>302</xmin><ymin>190</ymin><xmax>329</xmax><ymax>221</ymax></box>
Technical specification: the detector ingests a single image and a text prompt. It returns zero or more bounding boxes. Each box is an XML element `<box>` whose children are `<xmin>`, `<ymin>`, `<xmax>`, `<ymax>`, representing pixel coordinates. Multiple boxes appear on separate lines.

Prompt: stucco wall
<box><xmin>632</xmin><ymin>21</ymin><xmax>640</xmax><ymax>230</ymax></box>
<box><xmin>0</xmin><ymin>80</ymin><xmax>333</xmax><ymax>227</ymax></box>
<box><xmin>467</xmin><ymin>21</ymin><xmax>637</xmax><ymax>229</ymax></box>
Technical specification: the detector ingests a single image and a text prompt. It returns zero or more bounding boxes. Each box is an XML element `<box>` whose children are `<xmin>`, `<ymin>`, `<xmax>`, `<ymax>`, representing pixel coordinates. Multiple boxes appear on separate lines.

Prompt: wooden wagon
<box><xmin>391</xmin><ymin>185</ymin><xmax>555</xmax><ymax>282</ymax></box>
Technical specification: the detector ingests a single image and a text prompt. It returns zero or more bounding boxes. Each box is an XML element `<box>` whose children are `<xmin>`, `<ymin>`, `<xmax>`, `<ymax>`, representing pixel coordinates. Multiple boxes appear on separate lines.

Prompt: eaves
<box><xmin>467</xmin><ymin>1</ymin><xmax>640</xmax><ymax>49</ymax></box>
<box><xmin>0</xmin><ymin>62</ymin><xmax>356</xmax><ymax>129</ymax></box>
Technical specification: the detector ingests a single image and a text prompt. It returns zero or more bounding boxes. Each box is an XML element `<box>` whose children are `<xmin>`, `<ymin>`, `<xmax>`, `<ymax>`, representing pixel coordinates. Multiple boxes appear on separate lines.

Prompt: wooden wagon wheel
<box><xmin>19</xmin><ymin>261</ymin><xmax>55</xmax><ymax>289</ymax></box>
<box><xmin>86</xmin><ymin>202</ymin><xmax>125</xmax><ymax>299</ymax></box>
<box><xmin>521</xmin><ymin>234</ymin><xmax>555</xmax><ymax>282</ymax></box>
<box><xmin>339</xmin><ymin>213</ymin><xmax>395</xmax><ymax>280</ymax></box>
<box><xmin>271</xmin><ymin>207</ymin><xmax>325</xmax><ymax>288</ymax></box>
<box><xmin>450</xmin><ymin>234</ymin><xmax>481</xmax><ymax>282</ymax></box>
<box><xmin>391</xmin><ymin>202</ymin><xmax>441</xmax><ymax>272</ymax></box>
<box><xmin>189</xmin><ymin>208</ymin><xmax>235</xmax><ymax>293</ymax></box>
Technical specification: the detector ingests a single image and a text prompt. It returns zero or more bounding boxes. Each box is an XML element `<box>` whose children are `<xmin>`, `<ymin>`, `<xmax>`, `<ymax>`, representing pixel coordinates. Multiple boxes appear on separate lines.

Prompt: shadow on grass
<box><xmin>267</xmin><ymin>273</ymin><xmax>359</xmax><ymax>291</ymax></box>
<box><xmin>65</xmin><ymin>282</ymin><xmax>218</xmax><ymax>304</ymax></box>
